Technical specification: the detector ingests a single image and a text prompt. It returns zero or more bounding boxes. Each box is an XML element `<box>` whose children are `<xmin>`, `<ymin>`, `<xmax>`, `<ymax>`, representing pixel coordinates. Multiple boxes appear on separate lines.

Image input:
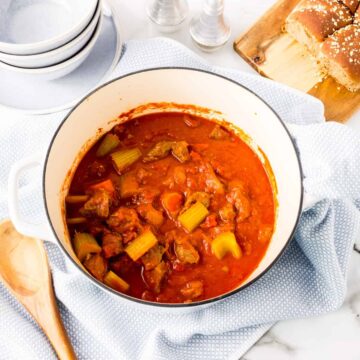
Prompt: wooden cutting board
<box><xmin>233</xmin><ymin>0</ymin><xmax>360</xmax><ymax>123</ymax></box>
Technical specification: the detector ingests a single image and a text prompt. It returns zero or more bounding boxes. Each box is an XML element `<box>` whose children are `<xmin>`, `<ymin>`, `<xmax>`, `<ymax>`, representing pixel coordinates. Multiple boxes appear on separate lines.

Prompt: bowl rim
<box><xmin>0</xmin><ymin>11</ymin><xmax>103</xmax><ymax>74</ymax></box>
<box><xmin>0</xmin><ymin>0</ymin><xmax>99</xmax><ymax>54</ymax></box>
<box><xmin>43</xmin><ymin>67</ymin><xmax>304</xmax><ymax>308</ymax></box>
<box><xmin>0</xmin><ymin>0</ymin><xmax>101</xmax><ymax>61</ymax></box>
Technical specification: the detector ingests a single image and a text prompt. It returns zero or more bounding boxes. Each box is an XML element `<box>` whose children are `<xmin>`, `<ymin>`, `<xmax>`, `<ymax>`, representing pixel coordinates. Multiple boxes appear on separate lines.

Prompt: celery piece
<box><xmin>65</xmin><ymin>195</ymin><xmax>89</xmax><ymax>204</ymax></box>
<box><xmin>211</xmin><ymin>232</ymin><xmax>241</xmax><ymax>260</ymax></box>
<box><xmin>111</xmin><ymin>148</ymin><xmax>142</xmax><ymax>174</ymax></box>
<box><xmin>120</xmin><ymin>173</ymin><xmax>139</xmax><ymax>198</ymax></box>
<box><xmin>67</xmin><ymin>217</ymin><xmax>87</xmax><ymax>225</ymax></box>
<box><xmin>73</xmin><ymin>232</ymin><xmax>101</xmax><ymax>262</ymax></box>
<box><xmin>178</xmin><ymin>201</ymin><xmax>209</xmax><ymax>232</ymax></box>
<box><xmin>104</xmin><ymin>271</ymin><xmax>130</xmax><ymax>292</ymax></box>
<box><xmin>96</xmin><ymin>134</ymin><xmax>120</xmax><ymax>157</ymax></box>
<box><xmin>125</xmin><ymin>229</ymin><xmax>158</xmax><ymax>261</ymax></box>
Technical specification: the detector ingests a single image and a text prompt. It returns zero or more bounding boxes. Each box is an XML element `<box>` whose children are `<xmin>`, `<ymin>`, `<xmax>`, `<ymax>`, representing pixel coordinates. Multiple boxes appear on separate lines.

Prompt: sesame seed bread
<box><xmin>339</xmin><ymin>0</ymin><xmax>360</xmax><ymax>13</ymax></box>
<box><xmin>355</xmin><ymin>4</ymin><xmax>360</xmax><ymax>22</ymax></box>
<box><xmin>285</xmin><ymin>0</ymin><xmax>353</xmax><ymax>54</ymax></box>
<box><xmin>321</xmin><ymin>24</ymin><xmax>360</xmax><ymax>91</ymax></box>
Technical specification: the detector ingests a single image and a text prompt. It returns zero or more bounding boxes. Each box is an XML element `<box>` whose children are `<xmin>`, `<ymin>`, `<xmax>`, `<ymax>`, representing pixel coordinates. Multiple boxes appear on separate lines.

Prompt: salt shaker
<box><xmin>190</xmin><ymin>0</ymin><xmax>231</xmax><ymax>51</ymax></box>
<box><xmin>146</xmin><ymin>0</ymin><xmax>189</xmax><ymax>33</ymax></box>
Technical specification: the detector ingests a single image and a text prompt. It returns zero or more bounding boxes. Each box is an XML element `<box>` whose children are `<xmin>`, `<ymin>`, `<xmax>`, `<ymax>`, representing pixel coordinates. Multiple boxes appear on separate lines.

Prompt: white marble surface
<box><xmin>114</xmin><ymin>0</ymin><xmax>360</xmax><ymax>359</ymax></box>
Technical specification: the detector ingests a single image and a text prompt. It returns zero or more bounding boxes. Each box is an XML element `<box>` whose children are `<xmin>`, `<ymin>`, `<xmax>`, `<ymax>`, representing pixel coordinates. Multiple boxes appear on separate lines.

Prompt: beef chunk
<box><xmin>109</xmin><ymin>254</ymin><xmax>135</xmax><ymax>277</ymax></box>
<box><xmin>87</xmin><ymin>220</ymin><xmax>108</xmax><ymax>236</ymax></box>
<box><xmin>171</xmin><ymin>141</ymin><xmax>190</xmax><ymax>163</ymax></box>
<box><xmin>209</xmin><ymin>125</ymin><xmax>230</xmax><ymax>140</ymax></box>
<box><xmin>141</xmin><ymin>244</ymin><xmax>165</xmax><ymax>270</ymax></box>
<box><xmin>219</xmin><ymin>203</ymin><xmax>236</xmax><ymax>223</ymax></box>
<box><xmin>226</xmin><ymin>187</ymin><xmax>251</xmax><ymax>223</ymax></box>
<box><xmin>143</xmin><ymin>140</ymin><xmax>190</xmax><ymax>163</ymax></box>
<box><xmin>80</xmin><ymin>189</ymin><xmax>111</xmax><ymax>218</ymax></box>
<box><xmin>137</xmin><ymin>204</ymin><xmax>164</xmax><ymax>227</ymax></box>
<box><xmin>183</xmin><ymin>114</ymin><xmax>201</xmax><ymax>128</ymax></box>
<box><xmin>102</xmin><ymin>232</ymin><xmax>123</xmax><ymax>259</ymax></box>
<box><xmin>143</xmin><ymin>141</ymin><xmax>173</xmax><ymax>162</ymax></box>
<box><xmin>107</xmin><ymin>207</ymin><xmax>143</xmax><ymax>240</ymax></box>
<box><xmin>83</xmin><ymin>254</ymin><xmax>107</xmax><ymax>281</ymax></box>
<box><xmin>136</xmin><ymin>187</ymin><xmax>161</xmax><ymax>204</ymax></box>
<box><xmin>174</xmin><ymin>239</ymin><xmax>200</xmax><ymax>264</ymax></box>
<box><xmin>180</xmin><ymin>280</ymin><xmax>203</xmax><ymax>300</ymax></box>
<box><xmin>143</xmin><ymin>261</ymin><xmax>168</xmax><ymax>294</ymax></box>
<box><xmin>88</xmin><ymin>161</ymin><xmax>106</xmax><ymax>177</ymax></box>
<box><xmin>199</xmin><ymin>163</ymin><xmax>225</xmax><ymax>195</ymax></box>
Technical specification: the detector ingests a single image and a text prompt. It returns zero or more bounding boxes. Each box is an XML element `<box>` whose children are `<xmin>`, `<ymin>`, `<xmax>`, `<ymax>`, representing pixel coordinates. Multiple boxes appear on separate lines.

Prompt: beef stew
<box><xmin>65</xmin><ymin>112</ymin><xmax>276</xmax><ymax>303</ymax></box>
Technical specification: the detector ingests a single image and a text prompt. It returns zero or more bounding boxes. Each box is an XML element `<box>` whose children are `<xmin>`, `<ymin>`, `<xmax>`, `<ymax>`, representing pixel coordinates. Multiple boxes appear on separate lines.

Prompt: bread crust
<box><xmin>321</xmin><ymin>24</ymin><xmax>360</xmax><ymax>91</ymax></box>
<box><xmin>339</xmin><ymin>0</ymin><xmax>359</xmax><ymax>13</ymax></box>
<box><xmin>286</xmin><ymin>0</ymin><xmax>353</xmax><ymax>44</ymax></box>
<box><xmin>285</xmin><ymin>0</ymin><xmax>359</xmax><ymax>91</ymax></box>
<box><xmin>355</xmin><ymin>3</ymin><xmax>360</xmax><ymax>22</ymax></box>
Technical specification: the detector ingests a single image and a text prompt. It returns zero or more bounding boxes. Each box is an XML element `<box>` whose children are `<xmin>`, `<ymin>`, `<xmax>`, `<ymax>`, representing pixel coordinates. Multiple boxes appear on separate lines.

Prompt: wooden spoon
<box><xmin>0</xmin><ymin>219</ymin><xmax>76</xmax><ymax>359</ymax></box>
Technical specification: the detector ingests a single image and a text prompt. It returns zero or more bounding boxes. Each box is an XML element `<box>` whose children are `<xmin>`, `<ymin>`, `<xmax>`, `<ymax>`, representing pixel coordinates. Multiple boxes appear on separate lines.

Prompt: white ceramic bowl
<box><xmin>0</xmin><ymin>0</ymin><xmax>98</xmax><ymax>55</ymax></box>
<box><xmin>0</xmin><ymin>1</ymin><xmax>101</xmax><ymax>69</ymax></box>
<box><xmin>9</xmin><ymin>68</ymin><xmax>305</xmax><ymax>313</ymax></box>
<box><xmin>0</xmin><ymin>13</ymin><xmax>103</xmax><ymax>81</ymax></box>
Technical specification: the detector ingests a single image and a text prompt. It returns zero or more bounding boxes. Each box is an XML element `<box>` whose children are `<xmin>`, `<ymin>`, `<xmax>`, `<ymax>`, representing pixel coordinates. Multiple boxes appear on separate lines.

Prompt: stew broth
<box><xmin>66</xmin><ymin>112</ymin><xmax>275</xmax><ymax>303</ymax></box>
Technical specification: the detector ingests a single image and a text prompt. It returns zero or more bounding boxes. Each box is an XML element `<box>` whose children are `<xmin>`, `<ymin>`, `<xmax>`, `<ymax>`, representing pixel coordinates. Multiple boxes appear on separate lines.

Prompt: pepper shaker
<box><xmin>146</xmin><ymin>0</ymin><xmax>189</xmax><ymax>33</ymax></box>
<box><xmin>190</xmin><ymin>0</ymin><xmax>231</xmax><ymax>52</ymax></box>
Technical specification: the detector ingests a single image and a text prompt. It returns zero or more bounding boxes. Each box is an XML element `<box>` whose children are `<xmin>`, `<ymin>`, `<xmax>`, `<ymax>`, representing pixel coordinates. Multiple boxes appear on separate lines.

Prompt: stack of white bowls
<box><xmin>0</xmin><ymin>0</ymin><xmax>101</xmax><ymax>80</ymax></box>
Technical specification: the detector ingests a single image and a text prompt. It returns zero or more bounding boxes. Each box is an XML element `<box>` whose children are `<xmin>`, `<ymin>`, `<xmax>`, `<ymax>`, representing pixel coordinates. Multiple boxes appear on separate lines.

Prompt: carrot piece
<box><xmin>190</xmin><ymin>151</ymin><xmax>202</xmax><ymax>161</ymax></box>
<box><xmin>162</xmin><ymin>192</ymin><xmax>183</xmax><ymax>213</ymax></box>
<box><xmin>89</xmin><ymin>179</ymin><xmax>115</xmax><ymax>194</ymax></box>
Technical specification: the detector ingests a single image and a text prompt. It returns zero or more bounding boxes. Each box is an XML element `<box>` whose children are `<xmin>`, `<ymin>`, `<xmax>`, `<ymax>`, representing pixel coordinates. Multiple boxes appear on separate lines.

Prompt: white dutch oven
<box><xmin>9</xmin><ymin>68</ymin><xmax>307</xmax><ymax>312</ymax></box>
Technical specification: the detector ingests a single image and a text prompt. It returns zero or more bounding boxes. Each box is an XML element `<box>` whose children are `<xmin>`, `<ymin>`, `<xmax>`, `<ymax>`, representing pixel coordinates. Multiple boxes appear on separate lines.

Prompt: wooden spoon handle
<box><xmin>34</xmin><ymin>285</ymin><xmax>77</xmax><ymax>360</ymax></box>
<box><xmin>45</xmin><ymin>321</ymin><xmax>77</xmax><ymax>360</ymax></box>
<box><xmin>0</xmin><ymin>220</ymin><xmax>76</xmax><ymax>359</ymax></box>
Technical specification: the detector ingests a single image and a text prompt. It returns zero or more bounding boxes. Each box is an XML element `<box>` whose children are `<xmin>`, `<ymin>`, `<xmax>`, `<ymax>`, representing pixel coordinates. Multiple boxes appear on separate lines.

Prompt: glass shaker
<box><xmin>147</xmin><ymin>0</ymin><xmax>189</xmax><ymax>33</ymax></box>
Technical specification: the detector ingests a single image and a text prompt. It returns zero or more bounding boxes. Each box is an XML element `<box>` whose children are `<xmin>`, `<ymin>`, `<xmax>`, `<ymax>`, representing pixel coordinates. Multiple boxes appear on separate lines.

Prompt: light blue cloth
<box><xmin>1</xmin><ymin>38</ymin><xmax>360</xmax><ymax>360</ymax></box>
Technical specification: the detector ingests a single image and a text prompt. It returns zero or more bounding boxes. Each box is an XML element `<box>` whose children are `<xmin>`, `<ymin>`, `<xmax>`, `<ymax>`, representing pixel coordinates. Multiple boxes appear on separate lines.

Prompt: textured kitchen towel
<box><xmin>1</xmin><ymin>38</ymin><xmax>360</xmax><ymax>360</ymax></box>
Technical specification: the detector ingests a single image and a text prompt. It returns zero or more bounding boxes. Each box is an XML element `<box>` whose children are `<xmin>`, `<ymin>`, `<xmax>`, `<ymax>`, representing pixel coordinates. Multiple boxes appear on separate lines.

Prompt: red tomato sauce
<box><xmin>66</xmin><ymin>112</ymin><xmax>275</xmax><ymax>303</ymax></box>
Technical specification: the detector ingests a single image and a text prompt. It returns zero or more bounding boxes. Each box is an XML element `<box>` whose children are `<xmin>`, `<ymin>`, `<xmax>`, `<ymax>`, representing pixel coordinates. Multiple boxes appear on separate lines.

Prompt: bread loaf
<box><xmin>285</xmin><ymin>0</ymin><xmax>353</xmax><ymax>53</ymax></box>
<box><xmin>339</xmin><ymin>0</ymin><xmax>359</xmax><ymax>13</ymax></box>
<box><xmin>355</xmin><ymin>3</ymin><xmax>360</xmax><ymax>22</ymax></box>
<box><xmin>321</xmin><ymin>24</ymin><xmax>360</xmax><ymax>91</ymax></box>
